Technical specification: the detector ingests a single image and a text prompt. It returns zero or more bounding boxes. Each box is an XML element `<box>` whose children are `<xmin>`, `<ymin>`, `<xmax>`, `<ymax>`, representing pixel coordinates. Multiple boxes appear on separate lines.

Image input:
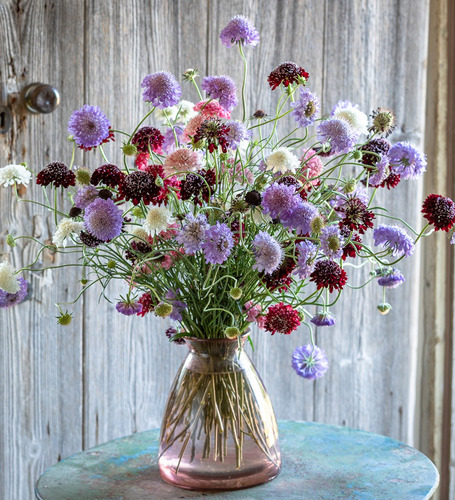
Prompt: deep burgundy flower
<box><xmin>36</xmin><ymin>162</ymin><xmax>76</xmax><ymax>188</ymax></box>
<box><xmin>165</xmin><ymin>326</ymin><xmax>186</xmax><ymax>344</ymax></box>
<box><xmin>277</xmin><ymin>175</ymin><xmax>301</xmax><ymax>188</ymax></box>
<box><xmin>79</xmin><ymin>230</ymin><xmax>103</xmax><ymax>247</ymax></box>
<box><xmin>341</xmin><ymin>233</ymin><xmax>362</xmax><ymax>260</ymax></box>
<box><xmin>131</xmin><ymin>126</ymin><xmax>165</xmax><ymax>154</ymax></box>
<box><xmin>118</xmin><ymin>165</ymin><xmax>172</xmax><ymax>206</ymax></box>
<box><xmin>245</xmin><ymin>190</ymin><xmax>262</xmax><ymax>206</ymax></box>
<box><xmin>361</xmin><ymin>138</ymin><xmax>391</xmax><ymax>167</ymax></box>
<box><xmin>268</xmin><ymin>62</ymin><xmax>309</xmax><ymax>90</ymax></box>
<box><xmin>193</xmin><ymin>118</ymin><xmax>230</xmax><ymax>153</ymax></box>
<box><xmin>180</xmin><ymin>169</ymin><xmax>216</xmax><ymax>205</ymax></box>
<box><xmin>125</xmin><ymin>240</ymin><xmax>154</xmax><ymax>264</ymax></box>
<box><xmin>380</xmin><ymin>172</ymin><xmax>401</xmax><ymax>189</ymax></box>
<box><xmin>422</xmin><ymin>194</ymin><xmax>455</xmax><ymax>232</ymax></box>
<box><xmin>261</xmin><ymin>256</ymin><xmax>296</xmax><ymax>292</ymax></box>
<box><xmin>264</xmin><ymin>302</ymin><xmax>301</xmax><ymax>335</ymax></box>
<box><xmin>310</xmin><ymin>260</ymin><xmax>348</xmax><ymax>293</ymax></box>
<box><xmin>90</xmin><ymin>163</ymin><xmax>125</xmax><ymax>188</ymax></box>
<box><xmin>338</xmin><ymin>197</ymin><xmax>375</xmax><ymax>234</ymax></box>
<box><xmin>136</xmin><ymin>292</ymin><xmax>158</xmax><ymax>317</ymax></box>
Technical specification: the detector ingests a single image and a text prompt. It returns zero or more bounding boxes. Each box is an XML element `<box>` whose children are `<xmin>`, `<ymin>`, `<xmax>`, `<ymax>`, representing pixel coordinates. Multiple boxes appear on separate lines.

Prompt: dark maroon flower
<box><xmin>264</xmin><ymin>302</ymin><xmax>301</xmax><ymax>335</ymax></box>
<box><xmin>193</xmin><ymin>118</ymin><xmax>230</xmax><ymax>153</ymax></box>
<box><xmin>118</xmin><ymin>165</ymin><xmax>172</xmax><ymax>206</ymax></box>
<box><xmin>361</xmin><ymin>138</ymin><xmax>391</xmax><ymax>167</ymax></box>
<box><xmin>245</xmin><ymin>190</ymin><xmax>262</xmax><ymax>206</ymax></box>
<box><xmin>36</xmin><ymin>162</ymin><xmax>76</xmax><ymax>188</ymax></box>
<box><xmin>91</xmin><ymin>164</ymin><xmax>125</xmax><ymax>188</ymax></box>
<box><xmin>165</xmin><ymin>326</ymin><xmax>186</xmax><ymax>344</ymax></box>
<box><xmin>277</xmin><ymin>175</ymin><xmax>300</xmax><ymax>188</ymax></box>
<box><xmin>125</xmin><ymin>240</ymin><xmax>154</xmax><ymax>264</ymax></box>
<box><xmin>338</xmin><ymin>197</ymin><xmax>375</xmax><ymax>234</ymax></box>
<box><xmin>180</xmin><ymin>168</ymin><xmax>216</xmax><ymax>206</ymax></box>
<box><xmin>341</xmin><ymin>233</ymin><xmax>362</xmax><ymax>261</ymax></box>
<box><xmin>137</xmin><ymin>292</ymin><xmax>158</xmax><ymax>317</ymax></box>
<box><xmin>268</xmin><ymin>62</ymin><xmax>309</xmax><ymax>90</ymax></box>
<box><xmin>261</xmin><ymin>256</ymin><xmax>296</xmax><ymax>292</ymax></box>
<box><xmin>310</xmin><ymin>260</ymin><xmax>347</xmax><ymax>293</ymax></box>
<box><xmin>380</xmin><ymin>172</ymin><xmax>401</xmax><ymax>189</ymax></box>
<box><xmin>422</xmin><ymin>194</ymin><xmax>455</xmax><ymax>232</ymax></box>
<box><xmin>131</xmin><ymin>126</ymin><xmax>164</xmax><ymax>154</ymax></box>
<box><xmin>68</xmin><ymin>206</ymin><xmax>82</xmax><ymax>218</ymax></box>
<box><xmin>79</xmin><ymin>230</ymin><xmax>103</xmax><ymax>247</ymax></box>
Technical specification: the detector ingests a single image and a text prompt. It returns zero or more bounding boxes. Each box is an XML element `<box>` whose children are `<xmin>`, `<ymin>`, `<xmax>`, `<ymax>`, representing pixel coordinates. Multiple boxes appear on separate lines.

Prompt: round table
<box><xmin>35</xmin><ymin>420</ymin><xmax>439</xmax><ymax>499</ymax></box>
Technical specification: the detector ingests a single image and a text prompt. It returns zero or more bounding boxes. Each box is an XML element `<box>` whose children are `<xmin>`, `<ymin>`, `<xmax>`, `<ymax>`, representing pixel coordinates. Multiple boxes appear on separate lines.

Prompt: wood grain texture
<box><xmin>0</xmin><ymin>1</ymin><xmax>439</xmax><ymax>499</ymax></box>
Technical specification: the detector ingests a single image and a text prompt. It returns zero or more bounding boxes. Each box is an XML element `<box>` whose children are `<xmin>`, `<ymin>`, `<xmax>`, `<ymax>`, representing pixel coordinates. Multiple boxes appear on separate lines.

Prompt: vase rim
<box><xmin>183</xmin><ymin>331</ymin><xmax>250</xmax><ymax>344</ymax></box>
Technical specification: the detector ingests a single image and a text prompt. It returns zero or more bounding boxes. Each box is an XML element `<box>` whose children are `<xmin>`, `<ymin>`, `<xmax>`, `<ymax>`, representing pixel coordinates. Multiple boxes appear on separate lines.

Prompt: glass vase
<box><xmin>158</xmin><ymin>335</ymin><xmax>281</xmax><ymax>490</ymax></box>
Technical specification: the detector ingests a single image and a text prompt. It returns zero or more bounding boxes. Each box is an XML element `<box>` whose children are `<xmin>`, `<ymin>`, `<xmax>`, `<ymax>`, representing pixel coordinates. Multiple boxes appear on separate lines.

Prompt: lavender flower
<box><xmin>141</xmin><ymin>71</ymin><xmax>182</xmax><ymax>109</ymax></box>
<box><xmin>84</xmin><ymin>198</ymin><xmax>123</xmax><ymax>242</ymax></box>
<box><xmin>162</xmin><ymin>126</ymin><xmax>184</xmax><ymax>154</ymax></box>
<box><xmin>68</xmin><ymin>105</ymin><xmax>111</xmax><ymax>149</ymax></box>
<box><xmin>0</xmin><ymin>276</ymin><xmax>28</xmax><ymax>309</ymax></box>
<box><xmin>202</xmin><ymin>222</ymin><xmax>234</xmax><ymax>265</ymax></box>
<box><xmin>294</xmin><ymin>240</ymin><xmax>317</xmax><ymax>279</ymax></box>
<box><xmin>225</xmin><ymin>120</ymin><xmax>252</xmax><ymax>149</ymax></box>
<box><xmin>310</xmin><ymin>311</ymin><xmax>336</xmax><ymax>327</ymax></box>
<box><xmin>388</xmin><ymin>142</ymin><xmax>427</xmax><ymax>180</ymax></box>
<box><xmin>74</xmin><ymin>185</ymin><xmax>99</xmax><ymax>209</ymax></box>
<box><xmin>261</xmin><ymin>182</ymin><xmax>299</xmax><ymax>219</ymax></box>
<box><xmin>165</xmin><ymin>289</ymin><xmax>188</xmax><ymax>321</ymax></box>
<box><xmin>116</xmin><ymin>299</ymin><xmax>143</xmax><ymax>316</ymax></box>
<box><xmin>290</xmin><ymin>88</ymin><xmax>320</xmax><ymax>128</ymax></box>
<box><xmin>201</xmin><ymin>75</ymin><xmax>238</xmax><ymax>112</ymax></box>
<box><xmin>368</xmin><ymin>154</ymin><xmax>390</xmax><ymax>187</ymax></box>
<box><xmin>219</xmin><ymin>15</ymin><xmax>260</xmax><ymax>48</ymax></box>
<box><xmin>320</xmin><ymin>225</ymin><xmax>344</xmax><ymax>259</ymax></box>
<box><xmin>373</xmin><ymin>224</ymin><xmax>415</xmax><ymax>258</ymax></box>
<box><xmin>281</xmin><ymin>200</ymin><xmax>319</xmax><ymax>235</ymax></box>
<box><xmin>292</xmin><ymin>344</ymin><xmax>329</xmax><ymax>380</ymax></box>
<box><xmin>176</xmin><ymin>213</ymin><xmax>209</xmax><ymax>254</ymax></box>
<box><xmin>252</xmin><ymin>231</ymin><xmax>283</xmax><ymax>274</ymax></box>
<box><xmin>377</xmin><ymin>268</ymin><xmax>405</xmax><ymax>288</ymax></box>
<box><xmin>317</xmin><ymin>118</ymin><xmax>358</xmax><ymax>155</ymax></box>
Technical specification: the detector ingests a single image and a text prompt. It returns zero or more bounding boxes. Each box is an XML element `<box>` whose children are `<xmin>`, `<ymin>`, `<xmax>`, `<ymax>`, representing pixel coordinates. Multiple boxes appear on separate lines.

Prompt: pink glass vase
<box><xmin>158</xmin><ymin>335</ymin><xmax>281</xmax><ymax>490</ymax></box>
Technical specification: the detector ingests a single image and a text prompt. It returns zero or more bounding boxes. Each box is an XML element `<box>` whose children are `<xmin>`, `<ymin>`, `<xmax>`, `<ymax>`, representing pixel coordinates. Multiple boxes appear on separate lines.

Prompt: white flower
<box><xmin>52</xmin><ymin>218</ymin><xmax>84</xmax><ymax>248</ymax></box>
<box><xmin>155</xmin><ymin>100</ymin><xmax>197</xmax><ymax>125</ymax></box>
<box><xmin>0</xmin><ymin>262</ymin><xmax>20</xmax><ymax>294</ymax></box>
<box><xmin>265</xmin><ymin>147</ymin><xmax>300</xmax><ymax>174</ymax></box>
<box><xmin>143</xmin><ymin>206</ymin><xmax>174</xmax><ymax>235</ymax></box>
<box><xmin>332</xmin><ymin>101</ymin><xmax>368</xmax><ymax>136</ymax></box>
<box><xmin>0</xmin><ymin>164</ymin><xmax>31</xmax><ymax>187</ymax></box>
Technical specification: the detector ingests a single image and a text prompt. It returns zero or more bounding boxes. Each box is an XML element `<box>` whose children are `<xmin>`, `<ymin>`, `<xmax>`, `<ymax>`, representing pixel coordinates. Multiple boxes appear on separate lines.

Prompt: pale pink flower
<box><xmin>194</xmin><ymin>100</ymin><xmax>231</xmax><ymax>119</ymax></box>
<box><xmin>245</xmin><ymin>301</ymin><xmax>265</xmax><ymax>329</ymax></box>
<box><xmin>299</xmin><ymin>148</ymin><xmax>324</xmax><ymax>186</ymax></box>
<box><xmin>163</xmin><ymin>148</ymin><xmax>204</xmax><ymax>177</ymax></box>
<box><xmin>182</xmin><ymin>114</ymin><xmax>206</xmax><ymax>143</ymax></box>
<box><xmin>161</xmin><ymin>250</ymin><xmax>184</xmax><ymax>270</ymax></box>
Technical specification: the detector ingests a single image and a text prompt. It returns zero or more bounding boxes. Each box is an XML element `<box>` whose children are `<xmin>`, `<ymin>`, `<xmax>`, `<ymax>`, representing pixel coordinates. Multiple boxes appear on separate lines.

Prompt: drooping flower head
<box><xmin>265</xmin><ymin>302</ymin><xmax>301</xmax><ymax>335</ymax></box>
<box><xmin>252</xmin><ymin>231</ymin><xmax>283</xmax><ymax>274</ymax></box>
<box><xmin>310</xmin><ymin>260</ymin><xmax>348</xmax><ymax>293</ymax></box>
<box><xmin>320</xmin><ymin>225</ymin><xmax>344</xmax><ymax>259</ymax></box>
<box><xmin>422</xmin><ymin>194</ymin><xmax>455</xmax><ymax>232</ymax></box>
<box><xmin>376</xmin><ymin>268</ymin><xmax>405</xmax><ymax>288</ymax></box>
<box><xmin>311</xmin><ymin>311</ymin><xmax>336</xmax><ymax>327</ymax></box>
<box><xmin>201</xmin><ymin>75</ymin><xmax>238</xmax><ymax>111</ymax></box>
<box><xmin>317</xmin><ymin>118</ymin><xmax>358</xmax><ymax>155</ymax></box>
<box><xmin>268</xmin><ymin>62</ymin><xmax>309</xmax><ymax>90</ymax></box>
<box><xmin>225</xmin><ymin>120</ymin><xmax>252</xmax><ymax>150</ymax></box>
<box><xmin>141</xmin><ymin>71</ymin><xmax>182</xmax><ymax>108</ymax></box>
<box><xmin>261</xmin><ymin>182</ymin><xmax>299</xmax><ymax>219</ymax></box>
<box><xmin>84</xmin><ymin>198</ymin><xmax>123</xmax><ymax>242</ymax></box>
<box><xmin>36</xmin><ymin>162</ymin><xmax>76</xmax><ymax>188</ymax></box>
<box><xmin>294</xmin><ymin>240</ymin><xmax>317</xmax><ymax>279</ymax></box>
<box><xmin>373</xmin><ymin>224</ymin><xmax>415</xmax><ymax>258</ymax></box>
<box><xmin>0</xmin><ymin>164</ymin><xmax>31</xmax><ymax>187</ymax></box>
<box><xmin>244</xmin><ymin>301</ymin><xmax>265</xmax><ymax>329</ymax></box>
<box><xmin>165</xmin><ymin>289</ymin><xmax>188</xmax><ymax>322</ymax></box>
<box><xmin>219</xmin><ymin>15</ymin><xmax>260</xmax><ymax>48</ymax></box>
<box><xmin>116</xmin><ymin>299</ymin><xmax>143</xmax><ymax>316</ymax></box>
<box><xmin>68</xmin><ymin>105</ymin><xmax>112</xmax><ymax>150</ymax></box>
<box><xmin>265</xmin><ymin>147</ymin><xmax>300</xmax><ymax>174</ymax></box>
<box><xmin>202</xmin><ymin>222</ymin><xmax>234</xmax><ymax>265</ymax></box>
<box><xmin>163</xmin><ymin>148</ymin><xmax>204</xmax><ymax>177</ymax></box>
<box><xmin>292</xmin><ymin>344</ymin><xmax>329</xmax><ymax>380</ymax></box>
<box><xmin>331</xmin><ymin>100</ymin><xmax>368</xmax><ymax>136</ymax></box>
<box><xmin>388</xmin><ymin>142</ymin><xmax>427</xmax><ymax>180</ymax></box>
<box><xmin>131</xmin><ymin>126</ymin><xmax>164</xmax><ymax>154</ymax></box>
<box><xmin>193</xmin><ymin>118</ymin><xmax>230</xmax><ymax>153</ymax></box>
<box><xmin>176</xmin><ymin>212</ymin><xmax>210</xmax><ymax>254</ymax></box>
<box><xmin>90</xmin><ymin>163</ymin><xmax>125</xmax><ymax>188</ymax></box>
<box><xmin>290</xmin><ymin>88</ymin><xmax>320</xmax><ymax>128</ymax></box>
<box><xmin>0</xmin><ymin>276</ymin><xmax>28</xmax><ymax>309</ymax></box>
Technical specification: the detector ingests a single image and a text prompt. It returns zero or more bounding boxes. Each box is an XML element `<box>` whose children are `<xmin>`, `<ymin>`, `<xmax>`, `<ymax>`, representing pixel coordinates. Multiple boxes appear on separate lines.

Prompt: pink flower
<box><xmin>245</xmin><ymin>301</ymin><xmax>265</xmax><ymax>329</ymax></box>
<box><xmin>225</xmin><ymin>159</ymin><xmax>254</xmax><ymax>185</ymax></box>
<box><xmin>299</xmin><ymin>148</ymin><xmax>323</xmax><ymax>186</ymax></box>
<box><xmin>182</xmin><ymin>114</ymin><xmax>206</xmax><ymax>143</ymax></box>
<box><xmin>161</xmin><ymin>250</ymin><xmax>184</xmax><ymax>269</ymax></box>
<box><xmin>163</xmin><ymin>148</ymin><xmax>204</xmax><ymax>177</ymax></box>
<box><xmin>194</xmin><ymin>100</ymin><xmax>231</xmax><ymax>119</ymax></box>
<box><xmin>135</xmin><ymin>152</ymin><xmax>150</xmax><ymax>171</ymax></box>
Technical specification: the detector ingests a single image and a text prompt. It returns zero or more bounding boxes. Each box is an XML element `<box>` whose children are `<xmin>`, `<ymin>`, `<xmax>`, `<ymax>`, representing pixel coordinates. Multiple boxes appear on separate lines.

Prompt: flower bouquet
<box><xmin>1</xmin><ymin>14</ymin><xmax>453</xmax><ymax>490</ymax></box>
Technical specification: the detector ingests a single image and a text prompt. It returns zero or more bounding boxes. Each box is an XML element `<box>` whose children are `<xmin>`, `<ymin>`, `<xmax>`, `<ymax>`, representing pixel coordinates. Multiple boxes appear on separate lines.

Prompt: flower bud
<box><xmin>57</xmin><ymin>311</ymin><xmax>73</xmax><ymax>326</ymax></box>
<box><xmin>377</xmin><ymin>302</ymin><xmax>392</xmax><ymax>315</ymax></box>
<box><xmin>344</xmin><ymin>178</ymin><xmax>357</xmax><ymax>193</ymax></box>
<box><xmin>225</xmin><ymin>327</ymin><xmax>241</xmax><ymax>339</ymax></box>
<box><xmin>229</xmin><ymin>287</ymin><xmax>242</xmax><ymax>300</ymax></box>
<box><xmin>352</xmin><ymin>150</ymin><xmax>362</xmax><ymax>161</ymax></box>
<box><xmin>311</xmin><ymin>215</ymin><xmax>325</xmax><ymax>234</ymax></box>
<box><xmin>122</xmin><ymin>143</ymin><xmax>137</xmax><ymax>156</ymax></box>
<box><xmin>155</xmin><ymin>302</ymin><xmax>173</xmax><ymax>318</ymax></box>
<box><xmin>132</xmin><ymin>206</ymin><xmax>144</xmax><ymax>218</ymax></box>
<box><xmin>75</xmin><ymin>167</ymin><xmax>91</xmax><ymax>185</ymax></box>
<box><xmin>107</xmin><ymin>260</ymin><xmax>116</xmax><ymax>269</ymax></box>
<box><xmin>6</xmin><ymin>234</ymin><xmax>16</xmax><ymax>247</ymax></box>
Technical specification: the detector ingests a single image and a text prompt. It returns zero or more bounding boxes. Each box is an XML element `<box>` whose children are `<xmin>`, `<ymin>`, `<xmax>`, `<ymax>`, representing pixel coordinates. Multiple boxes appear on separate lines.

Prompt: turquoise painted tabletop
<box><xmin>35</xmin><ymin>420</ymin><xmax>439</xmax><ymax>500</ymax></box>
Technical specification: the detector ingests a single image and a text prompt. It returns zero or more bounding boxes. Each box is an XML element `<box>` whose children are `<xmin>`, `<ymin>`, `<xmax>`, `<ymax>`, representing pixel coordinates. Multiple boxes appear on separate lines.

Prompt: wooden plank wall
<box><xmin>0</xmin><ymin>1</ymin><xmax>437</xmax><ymax>499</ymax></box>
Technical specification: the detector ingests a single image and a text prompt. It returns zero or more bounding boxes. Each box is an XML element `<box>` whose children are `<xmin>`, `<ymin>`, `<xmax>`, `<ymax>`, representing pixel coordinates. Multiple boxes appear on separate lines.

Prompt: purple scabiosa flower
<box><xmin>331</xmin><ymin>100</ymin><xmax>368</xmax><ymax>136</ymax></box>
<box><xmin>377</xmin><ymin>268</ymin><xmax>405</xmax><ymax>288</ymax></box>
<box><xmin>74</xmin><ymin>185</ymin><xmax>99</xmax><ymax>209</ymax></box>
<box><xmin>220</xmin><ymin>15</ymin><xmax>260</xmax><ymax>48</ymax></box>
<box><xmin>162</xmin><ymin>126</ymin><xmax>184</xmax><ymax>154</ymax></box>
<box><xmin>261</xmin><ymin>182</ymin><xmax>299</xmax><ymax>219</ymax></box>
<box><xmin>320</xmin><ymin>225</ymin><xmax>344</xmax><ymax>259</ymax></box>
<box><xmin>281</xmin><ymin>200</ymin><xmax>319</xmax><ymax>235</ymax></box>
<box><xmin>202</xmin><ymin>222</ymin><xmax>234</xmax><ymax>265</ymax></box>
<box><xmin>84</xmin><ymin>198</ymin><xmax>123</xmax><ymax>242</ymax></box>
<box><xmin>201</xmin><ymin>75</ymin><xmax>238</xmax><ymax>112</ymax></box>
<box><xmin>68</xmin><ymin>105</ymin><xmax>111</xmax><ymax>150</ymax></box>
<box><xmin>165</xmin><ymin>289</ymin><xmax>188</xmax><ymax>322</ymax></box>
<box><xmin>373</xmin><ymin>224</ymin><xmax>415</xmax><ymax>258</ymax></box>
<box><xmin>388</xmin><ymin>142</ymin><xmax>427</xmax><ymax>180</ymax></box>
<box><xmin>225</xmin><ymin>120</ymin><xmax>252</xmax><ymax>149</ymax></box>
<box><xmin>141</xmin><ymin>71</ymin><xmax>182</xmax><ymax>109</ymax></box>
<box><xmin>116</xmin><ymin>299</ymin><xmax>143</xmax><ymax>316</ymax></box>
<box><xmin>0</xmin><ymin>276</ymin><xmax>28</xmax><ymax>309</ymax></box>
<box><xmin>252</xmin><ymin>231</ymin><xmax>283</xmax><ymax>274</ymax></box>
<box><xmin>317</xmin><ymin>118</ymin><xmax>358</xmax><ymax>155</ymax></box>
<box><xmin>294</xmin><ymin>240</ymin><xmax>317</xmax><ymax>279</ymax></box>
<box><xmin>332</xmin><ymin>185</ymin><xmax>369</xmax><ymax>209</ymax></box>
<box><xmin>176</xmin><ymin>213</ymin><xmax>210</xmax><ymax>254</ymax></box>
<box><xmin>292</xmin><ymin>344</ymin><xmax>329</xmax><ymax>380</ymax></box>
<box><xmin>310</xmin><ymin>311</ymin><xmax>336</xmax><ymax>327</ymax></box>
<box><xmin>368</xmin><ymin>154</ymin><xmax>390</xmax><ymax>187</ymax></box>
<box><xmin>290</xmin><ymin>88</ymin><xmax>320</xmax><ymax>128</ymax></box>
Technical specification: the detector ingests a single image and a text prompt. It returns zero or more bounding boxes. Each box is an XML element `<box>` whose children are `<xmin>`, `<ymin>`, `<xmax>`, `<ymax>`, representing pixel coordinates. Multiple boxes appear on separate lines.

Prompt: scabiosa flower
<box><xmin>68</xmin><ymin>105</ymin><xmax>112</xmax><ymax>150</ymax></box>
<box><xmin>290</xmin><ymin>88</ymin><xmax>320</xmax><ymax>127</ymax></box>
<box><xmin>373</xmin><ymin>224</ymin><xmax>415</xmax><ymax>258</ymax></box>
<box><xmin>193</xmin><ymin>99</ymin><xmax>231</xmax><ymax>119</ymax></box>
<box><xmin>341</xmin><ymin>232</ymin><xmax>362</xmax><ymax>260</ymax></box>
<box><xmin>388</xmin><ymin>142</ymin><xmax>427</xmax><ymax>180</ymax></box>
<box><xmin>141</xmin><ymin>71</ymin><xmax>182</xmax><ymax>108</ymax></box>
<box><xmin>137</xmin><ymin>292</ymin><xmax>157</xmax><ymax>317</ymax></box>
<box><xmin>261</xmin><ymin>182</ymin><xmax>299</xmax><ymax>219</ymax></box>
<box><xmin>0</xmin><ymin>164</ymin><xmax>31</xmax><ymax>187</ymax></box>
<box><xmin>381</xmin><ymin>172</ymin><xmax>401</xmax><ymax>190</ymax></box>
<box><xmin>261</xmin><ymin>256</ymin><xmax>296</xmax><ymax>292</ymax></box>
<box><xmin>52</xmin><ymin>218</ymin><xmax>84</xmax><ymax>248</ymax></box>
<box><xmin>155</xmin><ymin>100</ymin><xmax>197</xmax><ymax>124</ymax></box>
<box><xmin>118</xmin><ymin>168</ymin><xmax>163</xmax><ymax>206</ymax></box>
<box><xmin>369</xmin><ymin>107</ymin><xmax>396</xmax><ymax>137</ymax></box>
<box><xmin>131</xmin><ymin>126</ymin><xmax>164</xmax><ymax>154</ymax></box>
<box><xmin>193</xmin><ymin>118</ymin><xmax>230</xmax><ymax>153</ymax></box>
<box><xmin>245</xmin><ymin>190</ymin><xmax>262</xmax><ymax>206</ymax></box>
<box><xmin>135</xmin><ymin>152</ymin><xmax>150</xmax><ymax>171</ymax></box>
<box><xmin>0</xmin><ymin>262</ymin><xmax>21</xmax><ymax>294</ymax></box>
<box><xmin>252</xmin><ymin>231</ymin><xmax>283</xmax><ymax>274</ymax></box>
<box><xmin>360</xmin><ymin>138</ymin><xmax>391</xmax><ymax>167</ymax></box>
<box><xmin>79</xmin><ymin>230</ymin><xmax>103</xmax><ymax>247</ymax></box>
<box><xmin>268</xmin><ymin>62</ymin><xmax>309</xmax><ymax>90</ymax></box>
<box><xmin>74</xmin><ymin>185</ymin><xmax>99</xmax><ymax>209</ymax></box>
<box><xmin>201</xmin><ymin>75</ymin><xmax>238</xmax><ymax>111</ymax></box>
<box><xmin>292</xmin><ymin>345</ymin><xmax>329</xmax><ymax>380</ymax></box>
<box><xmin>163</xmin><ymin>147</ymin><xmax>204</xmax><ymax>177</ymax></box>
<box><xmin>244</xmin><ymin>301</ymin><xmax>265</xmax><ymax>328</ymax></box>
<box><xmin>264</xmin><ymin>302</ymin><xmax>301</xmax><ymax>335</ymax></box>
<box><xmin>84</xmin><ymin>198</ymin><xmax>123</xmax><ymax>242</ymax></box>
<box><xmin>281</xmin><ymin>200</ymin><xmax>319</xmax><ymax>235</ymax></box>
<box><xmin>337</xmin><ymin>197</ymin><xmax>375</xmax><ymax>234</ymax></box>
<box><xmin>36</xmin><ymin>162</ymin><xmax>76</xmax><ymax>188</ymax></box>
<box><xmin>202</xmin><ymin>222</ymin><xmax>234</xmax><ymax>265</ymax></box>
<box><xmin>317</xmin><ymin>118</ymin><xmax>358</xmax><ymax>155</ymax></box>
<box><xmin>90</xmin><ymin>163</ymin><xmax>125</xmax><ymax>188</ymax></box>
<box><xmin>311</xmin><ymin>311</ymin><xmax>336</xmax><ymax>327</ymax></box>
<box><xmin>161</xmin><ymin>126</ymin><xmax>184</xmax><ymax>154</ymax></box>
<box><xmin>376</xmin><ymin>268</ymin><xmax>405</xmax><ymax>288</ymax></box>
<box><xmin>176</xmin><ymin>212</ymin><xmax>210</xmax><ymax>254</ymax></box>
<box><xmin>299</xmin><ymin>149</ymin><xmax>324</xmax><ymax>186</ymax></box>
<box><xmin>320</xmin><ymin>225</ymin><xmax>344</xmax><ymax>259</ymax></box>
<box><xmin>310</xmin><ymin>260</ymin><xmax>348</xmax><ymax>293</ymax></box>
<box><xmin>422</xmin><ymin>194</ymin><xmax>455</xmax><ymax>232</ymax></box>
<box><xmin>180</xmin><ymin>168</ymin><xmax>216</xmax><ymax>205</ymax></box>
<box><xmin>143</xmin><ymin>206</ymin><xmax>173</xmax><ymax>235</ymax></box>
<box><xmin>165</xmin><ymin>289</ymin><xmax>188</xmax><ymax>322</ymax></box>
<box><xmin>331</xmin><ymin>100</ymin><xmax>368</xmax><ymax>136</ymax></box>
<box><xmin>367</xmin><ymin>154</ymin><xmax>390</xmax><ymax>187</ymax></box>
<box><xmin>116</xmin><ymin>299</ymin><xmax>143</xmax><ymax>316</ymax></box>
<box><xmin>220</xmin><ymin>15</ymin><xmax>260</xmax><ymax>48</ymax></box>
<box><xmin>225</xmin><ymin>120</ymin><xmax>252</xmax><ymax>150</ymax></box>
<box><xmin>265</xmin><ymin>147</ymin><xmax>300</xmax><ymax>174</ymax></box>
<box><xmin>0</xmin><ymin>276</ymin><xmax>28</xmax><ymax>309</ymax></box>
<box><xmin>294</xmin><ymin>240</ymin><xmax>317</xmax><ymax>279</ymax></box>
